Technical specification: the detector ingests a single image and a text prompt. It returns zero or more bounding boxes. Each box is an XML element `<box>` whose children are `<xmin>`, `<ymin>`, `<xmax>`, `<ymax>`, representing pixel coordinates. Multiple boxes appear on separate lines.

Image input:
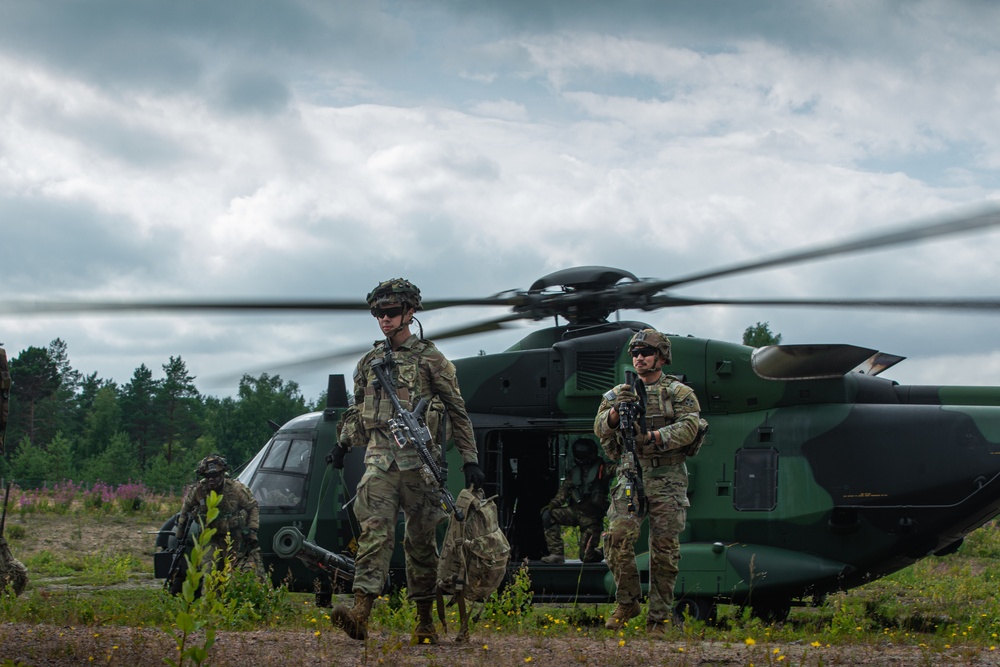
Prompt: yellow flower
<box><xmin>678</xmin><ymin>647</ymin><xmax>685</xmax><ymax>653</ymax></box>
<box><xmin>773</xmin><ymin>648</ymin><xmax>780</xmax><ymax>654</ymax></box>
<box><xmin>810</xmin><ymin>641</ymin><xmax>821</xmax><ymax>647</ymax></box>
<box><xmin>618</xmin><ymin>639</ymin><xmax>626</xmax><ymax>647</ymax></box>
<box><xmin>314</xmin><ymin>631</ymin><xmax>321</xmax><ymax>637</ymax></box>
<box><xmin>525</xmin><ymin>658</ymin><xmax>533</xmax><ymax>663</ymax></box>
<box><xmin>745</xmin><ymin>637</ymin><xmax>756</xmax><ymax>646</ymax></box>
<box><xmin>482</xmin><ymin>645</ymin><xmax>489</xmax><ymax>651</ymax></box>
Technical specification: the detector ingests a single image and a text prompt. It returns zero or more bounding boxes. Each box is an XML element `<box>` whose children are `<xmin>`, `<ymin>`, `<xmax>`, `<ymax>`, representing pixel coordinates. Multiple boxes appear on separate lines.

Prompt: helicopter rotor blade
<box><xmin>206</xmin><ymin>313</ymin><xmax>523</xmax><ymax>384</ymax></box>
<box><xmin>0</xmin><ymin>294</ymin><xmax>526</xmax><ymax>317</ymax></box>
<box><xmin>0</xmin><ymin>298</ymin><xmax>374</xmax><ymax>316</ymax></box>
<box><xmin>628</xmin><ymin>204</ymin><xmax>1000</xmax><ymax>295</ymax></box>
<box><xmin>641</xmin><ymin>294</ymin><xmax>1000</xmax><ymax>311</ymax></box>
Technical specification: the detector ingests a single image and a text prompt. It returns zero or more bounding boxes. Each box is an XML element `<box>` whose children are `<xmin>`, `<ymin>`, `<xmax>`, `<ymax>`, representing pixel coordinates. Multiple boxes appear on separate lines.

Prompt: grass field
<box><xmin>4</xmin><ymin>486</ymin><xmax>1000</xmax><ymax>666</ymax></box>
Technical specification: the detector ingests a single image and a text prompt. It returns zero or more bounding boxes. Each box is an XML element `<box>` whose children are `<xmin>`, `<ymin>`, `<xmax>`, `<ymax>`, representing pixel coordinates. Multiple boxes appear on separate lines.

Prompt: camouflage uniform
<box><xmin>594</xmin><ymin>329</ymin><xmax>702</xmax><ymax>631</ymax></box>
<box><xmin>0</xmin><ymin>536</ymin><xmax>28</xmax><ymax>597</ymax></box>
<box><xmin>339</xmin><ymin>333</ymin><xmax>478</xmax><ymax>598</ymax></box>
<box><xmin>541</xmin><ymin>439</ymin><xmax>615</xmax><ymax>564</ymax></box>
<box><xmin>176</xmin><ymin>472</ymin><xmax>264</xmax><ymax>579</ymax></box>
<box><xmin>331</xmin><ymin>278</ymin><xmax>480</xmax><ymax>644</ymax></box>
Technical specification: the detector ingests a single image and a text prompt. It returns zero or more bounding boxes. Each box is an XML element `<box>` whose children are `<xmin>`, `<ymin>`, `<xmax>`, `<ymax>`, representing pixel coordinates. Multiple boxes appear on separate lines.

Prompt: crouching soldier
<box><xmin>172</xmin><ymin>455</ymin><xmax>264</xmax><ymax>590</ymax></box>
<box><xmin>540</xmin><ymin>438</ymin><xmax>614</xmax><ymax>564</ymax></box>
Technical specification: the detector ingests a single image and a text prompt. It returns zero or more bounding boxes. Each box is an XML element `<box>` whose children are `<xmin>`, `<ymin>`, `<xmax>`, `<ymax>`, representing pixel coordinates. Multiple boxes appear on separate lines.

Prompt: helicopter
<box><xmin>7</xmin><ymin>206</ymin><xmax>1000</xmax><ymax>622</ymax></box>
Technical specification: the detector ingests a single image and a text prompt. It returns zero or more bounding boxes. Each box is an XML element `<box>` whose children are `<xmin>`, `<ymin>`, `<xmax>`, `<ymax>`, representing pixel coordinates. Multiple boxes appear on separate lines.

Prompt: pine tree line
<box><xmin>1</xmin><ymin>338</ymin><xmax>320</xmax><ymax>492</ymax></box>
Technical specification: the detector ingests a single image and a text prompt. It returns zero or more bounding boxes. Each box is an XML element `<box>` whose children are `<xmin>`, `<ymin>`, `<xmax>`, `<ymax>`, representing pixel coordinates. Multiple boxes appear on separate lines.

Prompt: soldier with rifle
<box><xmin>328</xmin><ymin>278</ymin><xmax>483</xmax><ymax>645</ymax></box>
<box><xmin>594</xmin><ymin>329</ymin><xmax>703</xmax><ymax>637</ymax></box>
<box><xmin>170</xmin><ymin>455</ymin><xmax>264</xmax><ymax>591</ymax></box>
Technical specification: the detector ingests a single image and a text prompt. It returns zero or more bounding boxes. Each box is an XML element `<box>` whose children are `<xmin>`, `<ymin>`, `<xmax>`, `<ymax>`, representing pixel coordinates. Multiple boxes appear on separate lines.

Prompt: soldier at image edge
<box><xmin>594</xmin><ymin>328</ymin><xmax>703</xmax><ymax>637</ymax></box>
<box><xmin>1</xmin><ymin>347</ymin><xmax>28</xmax><ymax>598</ymax></box>
<box><xmin>327</xmin><ymin>278</ymin><xmax>483</xmax><ymax>645</ymax></box>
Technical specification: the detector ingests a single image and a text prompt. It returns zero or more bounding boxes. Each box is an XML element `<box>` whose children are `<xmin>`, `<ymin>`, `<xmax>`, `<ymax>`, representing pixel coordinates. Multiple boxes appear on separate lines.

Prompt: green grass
<box><xmin>6</xmin><ymin>492</ymin><xmax>1000</xmax><ymax>659</ymax></box>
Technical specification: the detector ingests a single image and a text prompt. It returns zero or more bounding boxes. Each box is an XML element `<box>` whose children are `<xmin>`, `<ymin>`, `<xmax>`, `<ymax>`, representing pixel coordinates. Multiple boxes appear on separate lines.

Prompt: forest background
<box><xmin>2</xmin><ymin>337</ymin><xmax>319</xmax><ymax>493</ymax></box>
<box><xmin>1</xmin><ymin>323</ymin><xmax>779</xmax><ymax>492</ymax></box>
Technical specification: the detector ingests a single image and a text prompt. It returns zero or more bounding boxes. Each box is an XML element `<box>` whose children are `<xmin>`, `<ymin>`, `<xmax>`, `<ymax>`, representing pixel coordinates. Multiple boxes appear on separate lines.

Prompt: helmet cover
<box><xmin>628</xmin><ymin>328</ymin><xmax>672</xmax><ymax>365</ymax></box>
<box><xmin>571</xmin><ymin>438</ymin><xmax>599</xmax><ymax>464</ymax></box>
<box><xmin>196</xmin><ymin>454</ymin><xmax>230</xmax><ymax>477</ymax></box>
<box><xmin>366</xmin><ymin>278</ymin><xmax>423</xmax><ymax>312</ymax></box>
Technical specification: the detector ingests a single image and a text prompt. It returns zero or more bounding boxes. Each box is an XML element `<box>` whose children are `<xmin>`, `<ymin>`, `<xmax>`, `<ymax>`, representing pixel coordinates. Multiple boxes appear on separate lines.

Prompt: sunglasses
<box><xmin>371</xmin><ymin>306</ymin><xmax>404</xmax><ymax>319</ymax></box>
<box><xmin>631</xmin><ymin>347</ymin><xmax>657</xmax><ymax>358</ymax></box>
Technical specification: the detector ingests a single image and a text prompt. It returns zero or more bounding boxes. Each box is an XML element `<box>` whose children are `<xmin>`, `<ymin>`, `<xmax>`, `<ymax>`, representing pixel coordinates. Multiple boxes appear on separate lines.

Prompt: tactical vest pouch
<box><xmin>683</xmin><ymin>418</ymin><xmax>710</xmax><ymax>458</ymax></box>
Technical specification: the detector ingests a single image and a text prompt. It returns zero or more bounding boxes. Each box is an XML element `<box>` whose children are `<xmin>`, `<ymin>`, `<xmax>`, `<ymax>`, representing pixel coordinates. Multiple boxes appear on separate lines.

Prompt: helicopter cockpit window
<box><xmin>247</xmin><ymin>437</ymin><xmax>313</xmax><ymax>511</ymax></box>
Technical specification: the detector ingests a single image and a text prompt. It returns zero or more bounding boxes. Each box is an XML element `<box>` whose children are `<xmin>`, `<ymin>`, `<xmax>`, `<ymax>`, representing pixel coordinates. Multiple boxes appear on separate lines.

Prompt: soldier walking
<box><xmin>328</xmin><ymin>278</ymin><xmax>483</xmax><ymax>644</ymax></box>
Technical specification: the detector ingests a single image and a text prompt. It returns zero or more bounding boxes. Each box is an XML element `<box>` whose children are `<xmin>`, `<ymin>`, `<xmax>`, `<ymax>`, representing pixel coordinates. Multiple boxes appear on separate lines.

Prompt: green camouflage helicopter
<box><xmin>8</xmin><ymin>207</ymin><xmax>1000</xmax><ymax>622</ymax></box>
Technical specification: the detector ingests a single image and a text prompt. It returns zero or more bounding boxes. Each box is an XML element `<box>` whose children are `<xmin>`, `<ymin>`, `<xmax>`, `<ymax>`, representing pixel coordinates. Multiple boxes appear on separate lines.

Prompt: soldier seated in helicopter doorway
<box><xmin>540</xmin><ymin>438</ymin><xmax>616</xmax><ymax>564</ymax></box>
<box><xmin>171</xmin><ymin>455</ymin><xmax>265</xmax><ymax>593</ymax></box>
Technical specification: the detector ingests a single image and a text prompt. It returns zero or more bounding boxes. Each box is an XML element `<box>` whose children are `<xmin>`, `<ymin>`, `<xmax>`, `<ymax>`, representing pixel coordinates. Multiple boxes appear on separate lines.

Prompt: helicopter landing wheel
<box><xmin>674</xmin><ymin>598</ymin><xmax>717</xmax><ymax>624</ymax></box>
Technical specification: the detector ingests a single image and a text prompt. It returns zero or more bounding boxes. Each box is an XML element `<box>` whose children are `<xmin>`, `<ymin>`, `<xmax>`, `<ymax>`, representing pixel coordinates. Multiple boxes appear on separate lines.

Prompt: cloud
<box><xmin>1</xmin><ymin>0</ymin><xmax>998</xmax><ymax>397</ymax></box>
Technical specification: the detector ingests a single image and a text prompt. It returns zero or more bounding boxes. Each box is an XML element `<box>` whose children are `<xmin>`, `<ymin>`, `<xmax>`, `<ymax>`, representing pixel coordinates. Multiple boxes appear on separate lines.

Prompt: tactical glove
<box><xmin>616</xmin><ymin>385</ymin><xmax>639</xmax><ymax>405</ymax></box>
<box><xmin>246</xmin><ymin>528</ymin><xmax>259</xmax><ymax>550</ymax></box>
<box><xmin>463</xmin><ymin>462</ymin><xmax>486</xmax><ymax>490</ymax></box>
<box><xmin>326</xmin><ymin>444</ymin><xmax>349</xmax><ymax>470</ymax></box>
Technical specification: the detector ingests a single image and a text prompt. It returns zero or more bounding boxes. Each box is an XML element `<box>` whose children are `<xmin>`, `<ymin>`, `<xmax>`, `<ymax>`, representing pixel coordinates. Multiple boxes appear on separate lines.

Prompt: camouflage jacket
<box><xmin>176</xmin><ymin>478</ymin><xmax>260</xmax><ymax>538</ymax></box>
<box><xmin>338</xmin><ymin>334</ymin><xmax>478</xmax><ymax>472</ymax></box>
<box><xmin>549</xmin><ymin>459</ymin><xmax>616</xmax><ymax>512</ymax></box>
<box><xmin>594</xmin><ymin>373</ymin><xmax>701</xmax><ymax>478</ymax></box>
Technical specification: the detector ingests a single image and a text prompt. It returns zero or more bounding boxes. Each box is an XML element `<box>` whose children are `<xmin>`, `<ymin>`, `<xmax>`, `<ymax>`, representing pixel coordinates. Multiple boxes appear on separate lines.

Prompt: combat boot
<box><xmin>540</xmin><ymin>553</ymin><xmax>565</xmax><ymax>564</ymax></box>
<box><xmin>330</xmin><ymin>592</ymin><xmax>375</xmax><ymax>640</ymax></box>
<box><xmin>412</xmin><ymin>600</ymin><xmax>439</xmax><ymax>645</ymax></box>
<box><xmin>648</xmin><ymin>613</ymin><xmax>683</xmax><ymax>637</ymax></box>
<box><xmin>604</xmin><ymin>601</ymin><xmax>641</xmax><ymax>629</ymax></box>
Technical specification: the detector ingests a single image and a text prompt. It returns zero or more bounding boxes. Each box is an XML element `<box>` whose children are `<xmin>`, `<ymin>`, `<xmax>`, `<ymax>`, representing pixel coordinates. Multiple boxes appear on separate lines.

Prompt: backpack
<box><xmin>436</xmin><ymin>487</ymin><xmax>511</xmax><ymax>641</ymax></box>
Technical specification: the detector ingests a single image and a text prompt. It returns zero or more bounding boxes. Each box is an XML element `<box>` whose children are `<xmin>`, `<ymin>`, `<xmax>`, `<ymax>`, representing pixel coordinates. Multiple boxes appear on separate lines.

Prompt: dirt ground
<box><xmin>4</xmin><ymin>512</ymin><xmax>1000</xmax><ymax>666</ymax></box>
<box><xmin>4</xmin><ymin>624</ymin><xmax>1000</xmax><ymax>667</ymax></box>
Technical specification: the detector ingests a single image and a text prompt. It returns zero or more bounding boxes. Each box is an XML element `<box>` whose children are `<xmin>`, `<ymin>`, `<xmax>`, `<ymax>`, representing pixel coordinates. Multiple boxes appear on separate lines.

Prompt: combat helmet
<box><xmin>571</xmin><ymin>438</ymin><xmax>599</xmax><ymax>465</ymax></box>
<box><xmin>629</xmin><ymin>328</ymin><xmax>671</xmax><ymax>365</ymax></box>
<box><xmin>366</xmin><ymin>278</ymin><xmax>423</xmax><ymax>313</ymax></box>
<box><xmin>196</xmin><ymin>454</ymin><xmax>230</xmax><ymax>478</ymax></box>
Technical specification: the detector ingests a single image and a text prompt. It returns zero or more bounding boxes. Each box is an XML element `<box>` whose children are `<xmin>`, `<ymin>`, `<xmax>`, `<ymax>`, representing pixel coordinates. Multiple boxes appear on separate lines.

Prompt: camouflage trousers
<box><xmin>205</xmin><ymin>542</ymin><xmax>266</xmax><ymax>581</ymax></box>
<box><xmin>0</xmin><ymin>537</ymin><xmax>28</xmax><ymax>597</ymax></box>
<box><xmin>352</xmin><ymin>463</ymin><xmax>447</xmax><ymax>601</ymax></box>
<box><xmin>603</xmin><ymin>471</ymin><xmax>688</xmax><ymax>624</ymax></box>
<box><xmin>543</xmin><ymin>505</ymin><xmax>605</xmax><ymax>562</ymax></box>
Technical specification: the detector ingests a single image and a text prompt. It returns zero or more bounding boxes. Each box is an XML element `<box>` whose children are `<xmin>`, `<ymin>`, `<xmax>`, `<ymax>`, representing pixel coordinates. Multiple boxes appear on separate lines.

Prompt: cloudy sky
<box><xmin>2</xmin><ymin>0</ymin><xmax>999</xmax><ymax>400</ymax></box>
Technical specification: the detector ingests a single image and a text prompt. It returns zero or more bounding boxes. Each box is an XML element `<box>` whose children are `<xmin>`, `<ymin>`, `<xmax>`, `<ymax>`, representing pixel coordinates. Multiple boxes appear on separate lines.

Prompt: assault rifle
<box><xmin>370</xmin><ymin>346</ymin><xmax>463</xmax><ymax>520</ymax></box>
<box><xmin>164</xmin><ymin>511</ymin><xmax>196</xmax><ymax>594</ymax></box>
<box><xmin>618</xmin><ymin>371</ymin><xmax>648</xmax><ymax>517</ymax></box>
